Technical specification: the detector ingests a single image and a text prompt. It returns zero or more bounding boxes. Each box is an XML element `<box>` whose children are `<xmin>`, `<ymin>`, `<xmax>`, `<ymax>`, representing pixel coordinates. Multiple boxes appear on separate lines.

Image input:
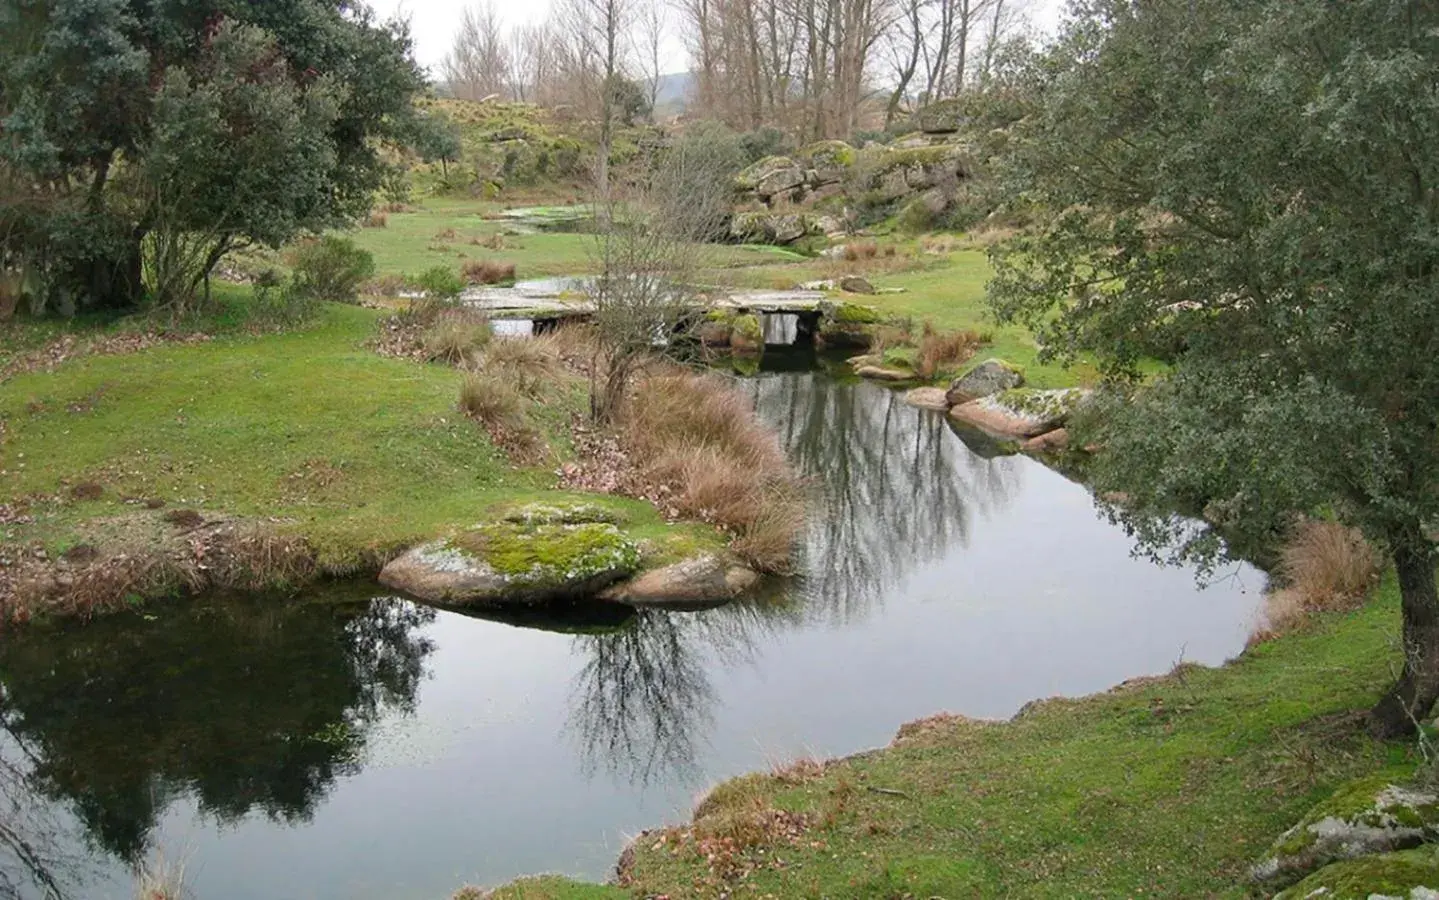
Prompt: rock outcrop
<box><xmin>1251</xmin><ymin>774</ymin><xmax>1439</xmax><ymax>891</ymax></box>
<box><xmin>379</xmin><ymin>510</ymin><xmax>641</xmax><ymax>606</ymax></box>
<box><xmin>1272</xmin><ymin>844</ymin><xmax>1439</xmax><ymax>899</ymax></box>
<box><xmin>601</xmin><ymin>554</ymin><xmax>760</xmax><ymax>608</ymax></box>
<box><xmin>732</xmin><ymin>138</ymin><xmax>974</xmax><ymax>245</ymax></box>
<box><xmin>948</xmin><ymin>388</ymin><xmax>1089</xmax><ymax>439</ymax></box>
<box><xmin>946</xmin><ymin>359</ymin><xmax>1025</xmax><ymax>406</ymax></box>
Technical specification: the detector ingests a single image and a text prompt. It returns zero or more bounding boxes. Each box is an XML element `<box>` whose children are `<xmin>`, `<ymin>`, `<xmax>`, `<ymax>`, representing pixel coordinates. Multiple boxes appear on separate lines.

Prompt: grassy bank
<box><xmin>481</xmin><ymin>577</ymin><xmax>1416</xmax><ymax>898</ymax></box>
<box><xmin>0</xmin><ymin>300</ymin><xmax>722</xmax><ymax>618</ymax></box>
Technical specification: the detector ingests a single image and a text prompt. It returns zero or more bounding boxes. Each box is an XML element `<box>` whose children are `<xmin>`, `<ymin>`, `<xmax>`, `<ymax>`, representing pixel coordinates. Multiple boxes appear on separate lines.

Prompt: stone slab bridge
<box><xmin>460</xmin><ymin>281</ymin><xmax>832</xmax><ymax>337</ymax></box>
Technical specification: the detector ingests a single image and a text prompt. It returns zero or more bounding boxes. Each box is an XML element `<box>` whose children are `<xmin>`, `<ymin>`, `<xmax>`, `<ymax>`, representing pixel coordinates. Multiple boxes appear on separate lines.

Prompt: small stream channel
<box><xmin>0</xmin><ymin>349</ymin><xmax>1262</xmax><ymax>900</ymax></box>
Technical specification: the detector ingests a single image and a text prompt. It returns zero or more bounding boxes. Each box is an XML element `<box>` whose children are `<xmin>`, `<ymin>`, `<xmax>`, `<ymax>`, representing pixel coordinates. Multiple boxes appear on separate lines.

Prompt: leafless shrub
<box><xmin>585</xmin><ymin>136</ymin><xmax>734</xmax><ymax>422</ymax></box>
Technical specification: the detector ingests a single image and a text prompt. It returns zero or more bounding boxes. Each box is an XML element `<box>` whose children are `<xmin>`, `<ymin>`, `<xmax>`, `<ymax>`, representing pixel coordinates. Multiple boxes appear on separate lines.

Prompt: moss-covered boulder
<box><xmin>378</xmin><ymin>515</ymin><xmax>641</xmax><ymax>606</ymax></box>
<box><xmin>730</xmin><ymin>314</ymin><xmax>764</xmax><ymax>354</ymax></box>
<box><xmin>736</xmin><ymin>155</ymin><xmax>805</xmax><ymax>199</ymax></box>
<box><xmin>1272</xmin><ymin>844</ymin><xmax>1439</xmax><ymax>899</ymax></box>
<box><xmin>946</xmin><ymin>359</ymin><xmax>1025</xmax><ymax>406</ymax></box>
<box><xmin>795</xmin><ymin>140</ymin><xmax>856</xmax><ymax>185</ymax></box>
<box><xmin>915</xmin><ymin>98</ymin><xmax>965</xmax><ymax>134</ymax></box>
<box><xmin>1252</xmin><ymin>774</ymin><xmax>1439</xmax><ymax>890</ymax></box>
<box><xmin>948</xmin><ymin>387</ymin><xmax>1089</xmax><ymax>439</ymax></box>
<box><xmin>601</xmin><ymin>554</ymin><xmax>760</xmax><ymax>609</ymax></box>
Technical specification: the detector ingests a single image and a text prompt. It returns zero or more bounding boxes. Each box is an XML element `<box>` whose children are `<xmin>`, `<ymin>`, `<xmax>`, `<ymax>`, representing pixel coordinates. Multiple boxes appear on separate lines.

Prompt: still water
<box><xmin>0</xmin><ymin>355</ymin><xmax>1261</xmax><ymax>899</ymax></box>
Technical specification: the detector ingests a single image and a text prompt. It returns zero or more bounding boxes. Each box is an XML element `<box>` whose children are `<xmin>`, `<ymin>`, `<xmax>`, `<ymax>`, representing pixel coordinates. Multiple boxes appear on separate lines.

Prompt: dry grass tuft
<box><xmin>362</xmin><ymin>211</ymin><xmax>388</xmax><ymax>229</ymax></box>
<box><xmin>1251</xmin><ymin>520</ymin><xmax>1379</xmax><ymax>644</ymax></box>
<box><xmin>133</xmin><ymin>847</ymin><xmax>188</xmax><ymax>900</ymax></box>
<box><xmin>462</xmin><ymin>260</ymin><xmax>517</xmax><ymax>285</ymax></box>
<box><xmin>625</xmin><ymin>373</ymin><xmax>805</xmax><ymax>573</ymax></box>
<box><xmin>916</xmin><ymin>325</ymin><xmax>983</xmax><ymax>379</ymax></box>
<box><xmin>841</xmin><ymin>241</ymin><xmax>879</xmax><ymax>261</ymax></box>
<box><xmin>459</xmin><ymin>372</ymin><xmax>545</xmax><ymax>462</ymax></box>
<box><xmin>478</xmin><ymin>337</ymin><xmax>559</xmax><ymax>397</ymax></box>
<box><xmin>422</xmin><ymin>317</ymin><xmax>491</xmax><ymax>366</ymax></box>
<box><xmin>434</xmin><ymin>227</ymin><xmax>458</xmax><ymax>241</ymax></box>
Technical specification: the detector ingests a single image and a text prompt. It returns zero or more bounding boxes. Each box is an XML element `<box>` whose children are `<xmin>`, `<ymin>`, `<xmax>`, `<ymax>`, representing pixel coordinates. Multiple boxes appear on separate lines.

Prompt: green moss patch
<box><xmin>831</xmin><ymin>301</ymin><xmax>882</xmax><ymax>324</ymax></box>
<box><xmin>452</xmin><ymin>521</ymin><xmax>640</xmax><ymax>588</ymax></box>
<box><xmin>1274</xmin><ymin>845</ymin><xmax>1439</xmax><ymax>899</ymax></box>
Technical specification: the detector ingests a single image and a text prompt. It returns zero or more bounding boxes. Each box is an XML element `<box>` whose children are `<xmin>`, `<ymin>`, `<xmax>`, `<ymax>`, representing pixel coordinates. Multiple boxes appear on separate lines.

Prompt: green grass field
<box><xmin>0</xmin><ymin>301</ymin><xmax>717</xmax><ymax>575</ymax></box>
<box><xmin>347</xmin><ymin>198</ymin><xmax>803</xmax><ymax>281</ymax></box>
<box><xmin>484</xmin><ymin>578</ymin><xmax>1419</xmax><ymax>899</ymax></box>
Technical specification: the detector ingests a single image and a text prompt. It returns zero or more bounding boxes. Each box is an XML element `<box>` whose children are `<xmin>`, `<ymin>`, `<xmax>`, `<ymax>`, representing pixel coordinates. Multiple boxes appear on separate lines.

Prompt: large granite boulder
<box><xmin>379</xmin><ymin>516</ymin><xmax>640</xmax><ymax>606</ymax></box>
<box><xmin>915</xmin><ymin>98</ymin><xmax>964</xmax><ymax>134</ymax></box>
<box><xmin>946</xmin><ymin>359</ymin><xmax>1025</xmax><ymax>406</ymax></box>
<box><xmin>948</xmin><ymin>388</ymin><xmax>1089</xmax><ymax>439</ymax></box>
<box><xmin>794</xmin><ymin>140</ymin><xmax>856</xmax><ymax>186</ymax></box>
<box><xmin>1252</xmin><ymin>774</ymin><xmax>1439</xmax><ymax>891</ymax></box>
<box><xmin>736</xmin><ymin>156</ymin><xmax>805</xmax><ymax>199</ymax></box>
<box><xmin>1272</xmin><ymin>844</ymin><xmax>1439</xmax><ymax>899</ymax></box>
<box><xmin>729</xmin><ymin>211</ymin><xmax>818</xmax><ymax>246</ymax></box>
<box><xmin>601</xmin><ymin>554</ymin><xmax>759</xmax><ymax>608</ymax></box>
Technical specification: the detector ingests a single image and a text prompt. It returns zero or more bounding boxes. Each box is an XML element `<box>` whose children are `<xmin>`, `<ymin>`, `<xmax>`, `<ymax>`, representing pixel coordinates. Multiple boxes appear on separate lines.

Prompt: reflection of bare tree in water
<box><xmin>746</xmin><ymin>373</ymin><xmax>1023</xmax><ymax>623</ymax></box>
<box><xmin>567</xmin><ymin>598</ymin><xmax>801</xmax><ymax>787</ymax></box>
<box><xmin>0</xmin><ymin>731</ymin><xmax>89</xmax><ymax>900</ymax></box>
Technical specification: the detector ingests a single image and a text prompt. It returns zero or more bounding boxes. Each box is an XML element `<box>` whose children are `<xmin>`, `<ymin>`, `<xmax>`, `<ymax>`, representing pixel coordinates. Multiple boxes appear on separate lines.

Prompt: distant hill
<box><xmin>651</xmin><ymin>71</ymin><xmax>695</xmax><ymax>119</ymax></box>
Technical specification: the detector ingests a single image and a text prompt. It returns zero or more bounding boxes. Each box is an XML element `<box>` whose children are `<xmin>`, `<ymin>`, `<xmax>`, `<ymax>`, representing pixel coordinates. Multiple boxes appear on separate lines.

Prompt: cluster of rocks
<box><xmin>903</xmin><ymin>359</ymin><xmax>1086</xmax><ymax>454</ymax></box>
<box><xmin>1250</xmin><ymin>772</ymin><xmax>1439</xmax><ymax>898</ymax></box>
<box><xmin>378</xmin><ymin>502</ymin><xmax>760</xmax><ymax>611</ymax></box>
<box><xmin>729</xmin><ymin>114</ymin><xmax>974</xmax><ymax>245</ymax></box>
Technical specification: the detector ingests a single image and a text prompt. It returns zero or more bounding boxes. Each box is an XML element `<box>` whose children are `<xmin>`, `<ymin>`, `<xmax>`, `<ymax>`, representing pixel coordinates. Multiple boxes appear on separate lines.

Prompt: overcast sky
<box><xmin>367</xmin><ymin>0</ymin><xmax>1067</xmax><ymax>80</ymax></box>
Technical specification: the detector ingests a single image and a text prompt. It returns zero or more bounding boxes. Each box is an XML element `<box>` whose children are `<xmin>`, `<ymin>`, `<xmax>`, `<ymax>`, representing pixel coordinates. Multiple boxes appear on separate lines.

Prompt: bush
<box><xmin>415</xmin><ymin>265</ymin><xmax>465</xmax><ymax>299</ymax></box>
<box><xmin>462</xmin><ymin>260</ymin><xmax>517</xmax><ymax>285</ymax></box>
<box><xmin>250</xmin><ymin>268</ymin><xmax>316</xmax><ymax>327</ymax></box>
<box><xmin>289</xmin><ymin>236</ymin><xmax>375</xmax><ymax>303</ymax></box>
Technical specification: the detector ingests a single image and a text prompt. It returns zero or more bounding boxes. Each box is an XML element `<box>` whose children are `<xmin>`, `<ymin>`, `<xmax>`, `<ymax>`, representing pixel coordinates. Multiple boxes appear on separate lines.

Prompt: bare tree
<box><xmin>443</xmin><ymin>2</ymin><xmax>510</xmax><ymax>101</ymax></box>
<box><xmin>584</xmin><ymin>138</ymin><xmax>734</xmax><ymax>422</ymax></box>
<box><xmin>557</xmin><ymin>0</ymin><xmax>634</xmax><ymax>199</ymax></box>
<box><xmin>635</xmin><ymin>0</ymin><xmax>667</xmax><ymax>117</ymax></box>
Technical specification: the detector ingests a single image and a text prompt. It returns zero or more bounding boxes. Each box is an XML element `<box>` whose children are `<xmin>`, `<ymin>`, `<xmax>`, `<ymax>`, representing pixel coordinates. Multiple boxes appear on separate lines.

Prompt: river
<box><xmin>0</xmin><ymin>350</ymin><xmax>1261</xmax><ymax>900</ymax></box>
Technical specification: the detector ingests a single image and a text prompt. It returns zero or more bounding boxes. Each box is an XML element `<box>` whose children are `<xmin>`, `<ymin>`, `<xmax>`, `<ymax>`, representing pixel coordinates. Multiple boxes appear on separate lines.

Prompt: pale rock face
<box><xmin>600</xmin><ymin>554</ymin><xmax>760</xmax><ymax>608</ymax></box>
<box><xmin>945</xmin><ymin>359</ymin><xmax>1025</xmax><ymax>406</ymax></box>
<box><xmin>948</xmin><ymin>387</ymin><xmax>1086</xmax><ymax>440</ymax></box>
<box><xmin>1253</xmin><ymin>776</ymin><xmax>1439</xmax><ymax>892</ymax></box>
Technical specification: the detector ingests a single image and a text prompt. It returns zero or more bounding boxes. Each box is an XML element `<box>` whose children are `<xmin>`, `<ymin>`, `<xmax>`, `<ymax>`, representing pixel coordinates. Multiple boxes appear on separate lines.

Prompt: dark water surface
<box><xmin>0</xmin><ymin>358</ymin><xmax>1261</xmax><ymax>900</ymax></box>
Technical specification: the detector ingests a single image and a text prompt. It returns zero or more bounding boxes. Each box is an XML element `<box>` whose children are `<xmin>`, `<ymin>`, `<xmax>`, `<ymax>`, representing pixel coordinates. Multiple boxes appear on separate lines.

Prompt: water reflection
<box><xmin>0</xmin><ymin>734</ymin><xmax>92</xmax><ymax>900</ymax></box>
<box><xmin>746</xmin><ymin>365</ymin><xmax>1022</xmax><ymax>623</ymax></box>
<box><xmin>567</xmin><ymin>597</ymin><xmax>801</xmax><ymax>787</ymax></box>
<box><xmin>0</xmin><ymin>592</ymin><xmax>435</xmax><ymax>865</ymax></box>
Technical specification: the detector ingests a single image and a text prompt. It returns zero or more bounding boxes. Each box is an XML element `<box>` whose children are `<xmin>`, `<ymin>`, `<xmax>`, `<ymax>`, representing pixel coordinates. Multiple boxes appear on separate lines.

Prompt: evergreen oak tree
<box><xmin>0</xmin><ymin>0</ymin><xmax>424</xmax><ymax>312</ymax></box>
<box><xmin>990</xmin><ymin>0</ymin><xmax>1439</xmax><ymax>735</ymax></box>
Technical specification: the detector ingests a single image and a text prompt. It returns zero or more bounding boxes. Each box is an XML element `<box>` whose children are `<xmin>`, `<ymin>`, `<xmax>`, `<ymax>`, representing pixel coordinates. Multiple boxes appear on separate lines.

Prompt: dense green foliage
<box><xmin>989</xmin><ymin>0</ymin><xmax>1439</xmax><ymax>733</ymax></box>
<box><xmin>289</xmin><ymin>236</ymin><xmax>375</xmax><ymax>304</ymax></box>
<box><xmin>0</xmin><ymin>0</ymin><xmax>422</xmax><ymax>313</ymax></box>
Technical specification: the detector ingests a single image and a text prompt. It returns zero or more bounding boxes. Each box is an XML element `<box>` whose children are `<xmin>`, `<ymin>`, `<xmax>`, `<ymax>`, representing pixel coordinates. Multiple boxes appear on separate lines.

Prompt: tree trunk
<box><xmin>1370</xmin><ymin>539</ymin><xmax>1439</xmax><ymax>737</ymax></box>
